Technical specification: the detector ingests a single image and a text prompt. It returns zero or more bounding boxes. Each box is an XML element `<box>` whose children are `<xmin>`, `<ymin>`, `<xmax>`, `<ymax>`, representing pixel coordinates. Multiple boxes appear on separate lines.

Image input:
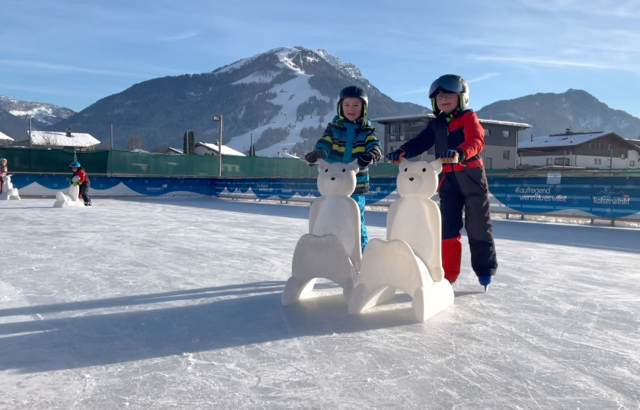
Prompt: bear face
<box><xmin>396</xmin><ymin>158</ymin><xmax>442</xmax><ymax>198</ymax></box>
<box><xmin>317</xmin><ymin>159</ymin><xmax>359</xmax><ymax>196</ymax></box>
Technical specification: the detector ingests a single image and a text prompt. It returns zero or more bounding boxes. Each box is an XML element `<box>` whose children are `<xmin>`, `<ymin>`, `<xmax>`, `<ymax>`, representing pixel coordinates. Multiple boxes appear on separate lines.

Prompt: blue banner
<box><xmin>8</xmin><ymin>173</ymin><xmax>640</xmax><ymax>219</ymax></box>
<box><xmin>489</xmin><ymin>176</ymin><xmax>640</xmax><ymax>218</ymax></box>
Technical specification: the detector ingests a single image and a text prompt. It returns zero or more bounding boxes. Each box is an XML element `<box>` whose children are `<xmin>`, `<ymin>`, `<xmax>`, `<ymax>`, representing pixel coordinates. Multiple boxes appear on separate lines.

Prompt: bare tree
<box><xmin>127</xmin><ymin>135</ymin><xmax>146</xmax><ymax>151</ymax></box>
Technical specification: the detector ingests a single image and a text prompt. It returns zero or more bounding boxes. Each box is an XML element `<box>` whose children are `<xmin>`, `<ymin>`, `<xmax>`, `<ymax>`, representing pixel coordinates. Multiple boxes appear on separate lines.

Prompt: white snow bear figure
<box><xmin>0</xmin><ymin>174</ymin><xmax>21</xmax><ymax>200</ymax></box>
<box><xmin>282</xmin><ymin>159</ymin><xmax>362</xmax><ymax>305</ymax></box>
<box><xmin>53</xmin><ymin>176</ymin><xmax>85</xmax><ymax>208</ymax></box>
<box><xmin>348</xmin><ymin>158</ymin><xmax>454</xmax><ymax>322</ymax></box>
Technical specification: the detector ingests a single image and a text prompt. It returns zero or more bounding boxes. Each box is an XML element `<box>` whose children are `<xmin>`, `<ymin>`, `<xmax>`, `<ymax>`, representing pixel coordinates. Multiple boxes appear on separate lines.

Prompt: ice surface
<box><xmin>0</xmin><ymin>197</ymin><xmax>639</xmax><ymax>409</ymax></box>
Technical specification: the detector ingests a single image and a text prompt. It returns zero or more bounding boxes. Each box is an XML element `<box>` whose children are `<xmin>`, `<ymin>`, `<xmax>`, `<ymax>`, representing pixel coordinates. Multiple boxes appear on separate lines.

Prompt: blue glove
<box><xmin>441</xmin><ymin>149</ymin><xmax>464</xmax><ymax>163</ymax></box>
<box><xmin>386</xmin><ymin>148</ymin><xmax>406</xmax><ymax>164</ymax></box>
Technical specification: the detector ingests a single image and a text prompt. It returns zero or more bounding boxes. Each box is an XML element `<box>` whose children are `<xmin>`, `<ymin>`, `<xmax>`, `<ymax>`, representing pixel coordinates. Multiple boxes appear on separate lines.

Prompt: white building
<box><xmin>0</xmin><ymin>131</ymin><xmax>14</xmax><ymax>146</ymax></box>
<box><xmin>194</xmin><ymin>142</ymin><xmax>246</xmax><ymax>157</ymax></box>
<box><xmin>518</xmin><ymin>130</ymin><xmax>640</xmax><ymax>170</ymax></box>
<box><xmin>12</xmin><ymin>129</ymin><xmax>101</xmax><ymax>150</ymax></box>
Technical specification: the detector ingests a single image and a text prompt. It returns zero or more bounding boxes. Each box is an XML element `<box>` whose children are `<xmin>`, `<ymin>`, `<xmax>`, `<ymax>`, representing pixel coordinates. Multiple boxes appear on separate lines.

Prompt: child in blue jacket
<box><xmin>304</xmin><ymin>86</ymin><xmax>382</xmax><ymax>250</ymax></box>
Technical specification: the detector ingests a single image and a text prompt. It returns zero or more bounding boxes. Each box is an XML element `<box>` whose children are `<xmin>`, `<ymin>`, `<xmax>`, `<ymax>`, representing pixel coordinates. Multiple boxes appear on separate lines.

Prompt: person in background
<box><xmin>69</xmin><ymin>161</ymin><xmax>92</xmax><ymax>206</ymax></box>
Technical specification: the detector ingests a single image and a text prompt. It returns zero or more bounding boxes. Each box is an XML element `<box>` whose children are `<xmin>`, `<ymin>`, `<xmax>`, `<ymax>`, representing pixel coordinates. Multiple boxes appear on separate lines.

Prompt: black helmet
<box><xmin>428</xmin><ymin>74</ymin><xmax>469</xmax><ymax>115</ymax></box>
<box><xmin>337</xmin><ymin>85</ymin><xmax>368</xmax><ymax>119</ymax></box>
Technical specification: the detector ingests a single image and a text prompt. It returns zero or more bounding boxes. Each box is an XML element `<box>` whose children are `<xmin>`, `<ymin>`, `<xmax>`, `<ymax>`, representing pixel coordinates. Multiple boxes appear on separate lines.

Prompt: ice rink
<box><xmin>1</xmin><ymin>197</ymin><xmax>639</xmax><ymax>409</ymax></box>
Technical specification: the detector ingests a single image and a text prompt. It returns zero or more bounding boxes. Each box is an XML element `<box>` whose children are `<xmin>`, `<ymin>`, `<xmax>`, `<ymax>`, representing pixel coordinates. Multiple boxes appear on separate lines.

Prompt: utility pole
<box><xmin>610</xmin><ymin>145</ymin><xmax>613</xmax><ymax>173</ymax></box>
<box><xmin>28</xmin><ymin>118</ymin><xmax>32</xmax><ymax>148</ymax></box>
<box><xmin>212</xmin><ymin>115</ymin><xmax>223</xmax><ymax>177</ymax></box>
<box><xmin>110</xmin><ymin>124</ymin><xmax>114</xmax><ymax>150</ymax></box>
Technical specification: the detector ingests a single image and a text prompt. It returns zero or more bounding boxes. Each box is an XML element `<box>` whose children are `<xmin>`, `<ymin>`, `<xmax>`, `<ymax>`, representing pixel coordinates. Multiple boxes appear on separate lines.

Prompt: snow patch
<box><xmin>232</xmin><ymin>71</ymin><xmax>279</xmax><ymax>85</ymax></box>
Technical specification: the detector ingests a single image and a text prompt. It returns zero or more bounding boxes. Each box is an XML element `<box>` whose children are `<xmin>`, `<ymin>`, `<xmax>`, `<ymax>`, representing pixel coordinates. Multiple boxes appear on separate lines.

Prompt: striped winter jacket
<box><xmin>313</xmin><ymin>116</ymin><xmax>382</xmax><ymax>195</ymax></box>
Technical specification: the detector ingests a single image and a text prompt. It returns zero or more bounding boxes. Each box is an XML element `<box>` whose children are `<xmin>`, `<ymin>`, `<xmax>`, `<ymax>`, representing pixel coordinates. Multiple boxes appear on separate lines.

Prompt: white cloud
<box><xmin>468</xmin><ymin>55</ymin><xmax>636</xmax><ymax>73</ymax></box>
<box><xmin>467</xmin><ymin>73</ymin><xmax>501</xmax><ymax>83</ymax></box>
<box><xmin>158</xmin><ymin>31</ymin><xmax>199</xmax><ymax>42</ymax></box>
<box><xmin>0</xmin><ymin>60</ymin><xmax>153</xmax><ymax>78</ymax></box>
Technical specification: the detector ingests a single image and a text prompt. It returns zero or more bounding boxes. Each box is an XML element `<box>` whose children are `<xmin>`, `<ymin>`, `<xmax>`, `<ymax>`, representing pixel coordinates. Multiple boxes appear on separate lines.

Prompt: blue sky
<box><xmin>1</xmin><ymin>0</ymin><xmax>639</xmax><ymax>118</ymax></box>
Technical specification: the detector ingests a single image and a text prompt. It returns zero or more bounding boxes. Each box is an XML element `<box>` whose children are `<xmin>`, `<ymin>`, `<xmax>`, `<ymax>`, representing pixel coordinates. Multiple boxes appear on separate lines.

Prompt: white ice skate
<box><xmin>53</xmin><ymin>180</ymin><xmax>86</xmax><ymax>208</ymax></box>
<box><xmin>0</xmin><ymin>174</ymin><xmax>21</xmax><ymax>200</ymax></box>
<box><xmin>348</xmin><ymin>158</ymin><xmax>454</xmax><ymax>322</ymax></box>
<box><xmin>282</xmin><ymin>160</ymin><xmax>362</xmax><ymax>305</ymax></box>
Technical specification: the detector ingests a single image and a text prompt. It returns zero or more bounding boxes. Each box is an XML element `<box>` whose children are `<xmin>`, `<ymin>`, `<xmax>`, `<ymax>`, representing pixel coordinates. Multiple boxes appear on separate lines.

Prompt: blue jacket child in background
<box><xmin>304</xmin><ymin>86</ymin><xmax>382</xmax><ymax>251</ymax></box>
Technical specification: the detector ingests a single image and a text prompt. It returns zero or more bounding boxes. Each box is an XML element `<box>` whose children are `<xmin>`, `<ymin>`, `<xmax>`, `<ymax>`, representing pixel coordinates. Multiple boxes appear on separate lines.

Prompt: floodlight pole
<box><xmin>212</xmin><ymin>114</ymin><xmax>223</xmax><ymax>177</ymax></box>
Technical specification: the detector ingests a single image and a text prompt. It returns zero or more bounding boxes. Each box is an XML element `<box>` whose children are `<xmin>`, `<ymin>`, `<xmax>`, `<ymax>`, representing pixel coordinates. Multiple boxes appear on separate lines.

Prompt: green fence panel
<box><xmin>0</xmin><ymin>147</ymin><xmax>75</xmax><ymax>173</ymax></box>
<box><xmin>221</xmin><ymin>156</ymin><xmax>317</xmax><ymax>178</ymax></box>
<box><xmin>3</xmin><ymin>147</ymin><xmax>640</xmax><ymax>179</ymax></box>
<box><xmin>77</xmin><ymin>150</ymin><xmax>110</xmax><ymax>174</ymax></box>
<box><xmin>107</xmin><ymin>150</ymin><xmax>218</xmax><ymax>176</ymax></box>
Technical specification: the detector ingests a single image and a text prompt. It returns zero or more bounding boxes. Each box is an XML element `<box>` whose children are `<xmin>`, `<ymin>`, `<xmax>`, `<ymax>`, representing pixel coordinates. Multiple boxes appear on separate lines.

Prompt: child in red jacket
<box><xmin>0</xmin><ymin>158</ymin><xmax>7</xmax><ymax>193</ymax></box>
<box><xmin>70</xmin><ymin>161</ymin><xmax>92</xmax><ymax>206</ymax></box>
<box><xmin>387</xmin><ymin>74</ymin><xmax>496</xmax><ymax>291</ymax></box>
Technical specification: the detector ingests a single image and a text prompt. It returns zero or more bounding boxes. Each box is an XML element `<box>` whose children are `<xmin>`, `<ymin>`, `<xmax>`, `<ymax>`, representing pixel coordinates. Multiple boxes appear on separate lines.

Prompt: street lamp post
<box><xmin>212</xmin><ymin>114</ymin><xmax>223</xmax><ymax>177</ymax></box>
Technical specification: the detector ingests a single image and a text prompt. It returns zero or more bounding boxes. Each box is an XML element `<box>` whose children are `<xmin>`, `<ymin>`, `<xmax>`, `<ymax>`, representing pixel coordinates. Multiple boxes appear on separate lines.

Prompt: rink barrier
<box><xmin>7</xmin><ymin>173</ymin><xmax>640</xmax><ymax>222</ymax></box>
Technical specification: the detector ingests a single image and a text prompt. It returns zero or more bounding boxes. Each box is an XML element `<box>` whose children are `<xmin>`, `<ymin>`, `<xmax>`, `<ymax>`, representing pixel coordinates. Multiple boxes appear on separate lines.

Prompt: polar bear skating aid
<box><xmin>282</xmin><ymin>159</ymin><xmax>362</xmax><ymax>305</ymax></box>
<box><xmin>0</xmin><ymin>174</ymin><xmax>21</xmax><ymax>200</ymax></box>
<box><xmin>53</xmin><ymin>180</ymin><xmax>85</xmax><ymax>208</ymax></box>
<box><xmin>348</xmin><ymin>158</ymin><xmax>454</xmax><ymax>322</ymax></box>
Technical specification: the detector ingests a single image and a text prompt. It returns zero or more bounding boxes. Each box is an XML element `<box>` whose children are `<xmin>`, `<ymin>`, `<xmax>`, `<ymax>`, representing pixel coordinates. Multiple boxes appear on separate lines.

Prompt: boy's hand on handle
<box><xmin>304</xmin><ymin>151</ymin><xmax>322</xmax><ymax>165</ymax></box>
<box><xmin>441</xmin><ymin>149</ymin><xmax>464</xmax><ymax>164</ymax></box>
<box><xmin>357</xmin><ymin>152</ymin><xmax>374</xmax><ymax>168</ymax></box>
<box><xmin>386</xmin><ymin>148</ymin><xmax>406</xmax><ymax>164</ymax></box>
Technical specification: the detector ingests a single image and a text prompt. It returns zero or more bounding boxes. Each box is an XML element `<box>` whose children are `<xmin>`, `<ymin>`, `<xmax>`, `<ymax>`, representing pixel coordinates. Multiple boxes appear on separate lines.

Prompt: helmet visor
<box><xmin>429</xmin><ymin>75</ymin><xmax>465</xmax><ymax>98</ymax></box>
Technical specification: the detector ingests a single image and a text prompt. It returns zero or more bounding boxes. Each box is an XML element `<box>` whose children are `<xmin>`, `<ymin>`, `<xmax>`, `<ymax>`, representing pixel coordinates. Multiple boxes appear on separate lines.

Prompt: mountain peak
<box><xmin>213</xmin><ymin>46</ymin><xmax>365</xmax><ymax>82</ymax></box>
<box><xmin>477</xmin><ymin>89</ymin><xmax>640</xmax><ymax>139</ymax></box>
<box><xmin>0</xmin><ymin>95</ymin><xmax>75</xmax><ymax>127</ymax></box>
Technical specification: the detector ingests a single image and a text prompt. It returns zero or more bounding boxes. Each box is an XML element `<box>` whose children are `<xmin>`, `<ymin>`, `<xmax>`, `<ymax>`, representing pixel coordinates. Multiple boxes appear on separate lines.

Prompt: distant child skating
<box><xmin>0</xmin><ymin>158</ymin><xmax>7</xmax><ymax>192</ymax></box>
<box><xmin>70</xmin><ymin>161</ymin><xmax>92</xmax><ymax>206</ymax></box>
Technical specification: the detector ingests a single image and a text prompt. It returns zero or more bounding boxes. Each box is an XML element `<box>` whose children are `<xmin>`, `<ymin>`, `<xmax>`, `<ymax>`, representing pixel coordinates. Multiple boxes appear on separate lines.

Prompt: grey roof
<box><xmin>30</xmin><ymin>130</ymin><xmax>100</xmax><ymax>147</ymax></box>
<box><xmin>518</xmin><ymin>132</ymin><xmax>609</xmax><ymax>149</ymax></box>
<box><xmin>371</xmin><ymin>113</ymin><xmax>531</xmax><ymax>128</ymax></box>
<box><xmin>0</xmin><ymin>131</ymin><xmax>14</xmax><ymax>141</ymax></box>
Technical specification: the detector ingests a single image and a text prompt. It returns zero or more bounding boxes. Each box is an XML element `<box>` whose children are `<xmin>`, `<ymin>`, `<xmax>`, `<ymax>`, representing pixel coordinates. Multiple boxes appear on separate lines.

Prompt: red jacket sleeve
<box><xmin>458</xmin><ymin>111</ymin><xmax>485</xmax><ymax>160</ymax></box>
<box><xmin>77</xmin><ymin>170</ymin><xmax>88</xmax><ymax>183</ymax></box>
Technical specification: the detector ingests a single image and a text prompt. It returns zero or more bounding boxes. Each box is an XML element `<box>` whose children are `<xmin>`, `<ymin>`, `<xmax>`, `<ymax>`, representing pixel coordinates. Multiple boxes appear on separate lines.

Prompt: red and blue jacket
<box><xmin>400</xmin><ymin>109</ymin><xmax>485</xmax><ymax>168</ymax></box>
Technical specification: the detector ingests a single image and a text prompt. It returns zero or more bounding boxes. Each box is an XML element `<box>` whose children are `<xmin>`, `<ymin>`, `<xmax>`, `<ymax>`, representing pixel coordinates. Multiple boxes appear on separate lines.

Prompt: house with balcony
<box><xmin>517</xmin><ymin>130</ymin><xmax>640</xmax><ymax>170</ymax></box>
<box><xmin>372</xmin><ymin>114</ymin><xmax>532</xmax><ymax>169</ymax></box>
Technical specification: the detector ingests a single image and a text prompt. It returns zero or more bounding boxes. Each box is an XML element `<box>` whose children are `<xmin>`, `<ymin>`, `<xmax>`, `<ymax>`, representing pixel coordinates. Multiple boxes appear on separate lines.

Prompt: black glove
<box><xmin>357</xmin><ymin>152</ymin><xmax>374</xmax><ymax>168</ymax></box>
<box><xmin>386</xmin><ymin>148</ymin><xmax>406</xmax><ymax>164</ymax></box>
<box><xmin>304</xmin><ymin>151</ymin><xmax>322</xmax><ymax>165</ymax></box>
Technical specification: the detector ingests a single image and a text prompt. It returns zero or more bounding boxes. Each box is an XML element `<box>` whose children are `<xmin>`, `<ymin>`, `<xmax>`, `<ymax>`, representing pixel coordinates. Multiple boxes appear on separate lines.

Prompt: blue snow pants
<box><xmin>351</xmin><ymin>194</ymin><xmax>368</xmax><ymax>251</ymax></box>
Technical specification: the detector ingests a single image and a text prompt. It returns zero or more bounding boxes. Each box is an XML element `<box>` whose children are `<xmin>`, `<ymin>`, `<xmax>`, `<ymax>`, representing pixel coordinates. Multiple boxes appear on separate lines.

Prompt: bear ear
<box><xmin>429</xmin><ymin>159</ymin><xmax>442</xmax><ymax>173</ymax></box>
<box><xmin>317</xmin><ymin>159</ymin><xmax>328</xmax><ymax>170</ymax></box>
<box><xmin>348</xmin><ymin>159</ymin><xmax>359</xmax><ymax>172</ymax></box>
<box><xmin>399</xmin><ymin>157</ymin><xmax>410</xmax><ymax>167</ymax></box>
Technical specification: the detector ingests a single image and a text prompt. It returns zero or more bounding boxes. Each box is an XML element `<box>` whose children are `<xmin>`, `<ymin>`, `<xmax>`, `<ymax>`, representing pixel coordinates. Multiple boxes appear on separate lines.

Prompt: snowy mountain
<box><xmin>477</xmin><ymin>89</ymin><xmax>640</xmax><ymax>141</ymax></box>
<box><xmin>47</xmin><ymin>46</ymin><xmax>429</xmax><ymax>154</ymax></box>
<box><xmin>0</xmin><ymin>107</ymin><xmax>30</xmax><ymax>140</ymax></box>
<box><xmin>0</xmin><ymin>95</ymin><xmax>75</xmax><ymax>129</ymax></box>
